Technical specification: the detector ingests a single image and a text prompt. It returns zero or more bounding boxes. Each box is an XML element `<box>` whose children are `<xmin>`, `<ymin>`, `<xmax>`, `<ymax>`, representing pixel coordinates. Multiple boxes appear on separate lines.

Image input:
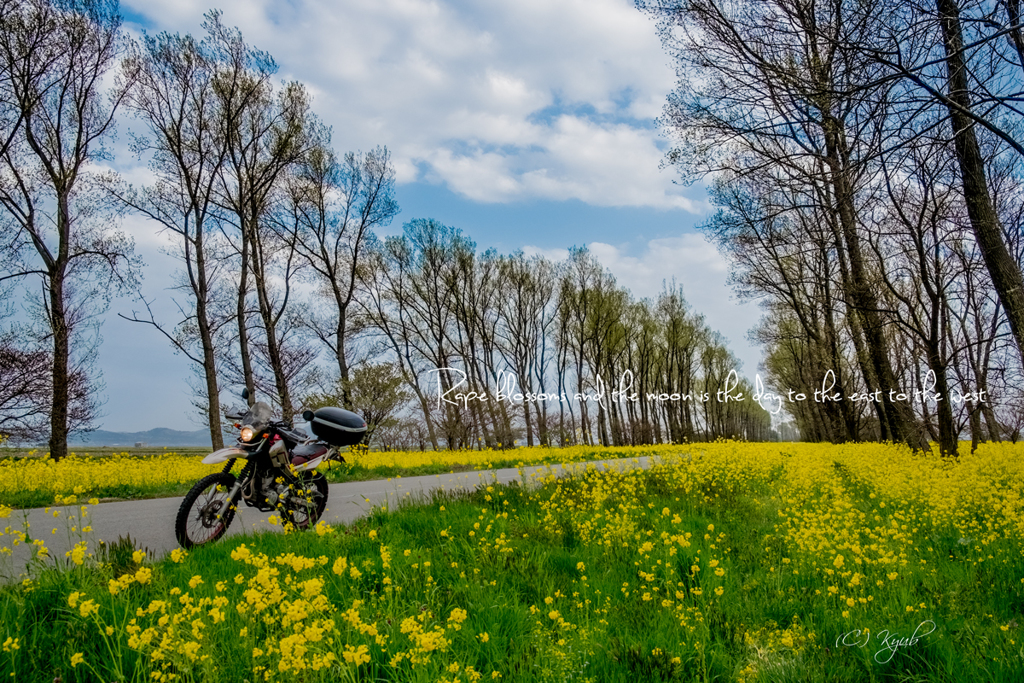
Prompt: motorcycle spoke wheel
<box><xmin>175</xmin><ymin>472</ymin><xmax>237</xmax><ymax>549</ymax></box>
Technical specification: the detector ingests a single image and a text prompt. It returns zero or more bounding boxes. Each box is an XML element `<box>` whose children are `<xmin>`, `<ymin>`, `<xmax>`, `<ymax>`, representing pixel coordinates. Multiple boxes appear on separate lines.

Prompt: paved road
<box><xmin>3</xmin><ymin>456</ymin><xmax>657</xmax><ymax>580</ymax></box>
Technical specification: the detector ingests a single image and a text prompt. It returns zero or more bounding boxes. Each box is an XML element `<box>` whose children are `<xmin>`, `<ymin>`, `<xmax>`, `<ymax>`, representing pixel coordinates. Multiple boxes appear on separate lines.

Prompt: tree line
<box><xmin>357</xmin><ymin>226</ymin><xmax>773</xmax><ymax>450</ymax></box>
<box><xmin>0</xmin><ymin>0</ymin><xmax>773</xmax><ymax>456</ymax></box>
<box><xmin>637</xmin><ymin>0</ymin><xmax>1024</xmax><ymax>455</ymax></box>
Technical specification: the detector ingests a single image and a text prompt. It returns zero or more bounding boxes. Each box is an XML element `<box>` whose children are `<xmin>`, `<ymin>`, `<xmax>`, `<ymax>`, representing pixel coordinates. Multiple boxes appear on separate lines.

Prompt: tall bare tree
<box><xmin>213</xmin><ymin>28</ymin><xmax>317</xmax><ymax>421</ymax></box>
<box><xmin>113</xmin><ymin>12</ymin><xmax>261</xmax><ymax>449</ymax></box>
<box><xmin>641</xmin><ymin>0</ymin><xmax>928</xmax><ymax>447</ymax></box>
<box><xmin>291</xmin><ymin>144</ymin><xmax>398</xmax><ymax>409</ymax></box>
<box><xmin>495</xmin><ymin>252</ymin><xmax>555</xmax><ymax>446</ymax></box>
<box><xmin>0</xmin><ymin>0</ymin><xmax>137</xmax><ymax>458</ymax></box>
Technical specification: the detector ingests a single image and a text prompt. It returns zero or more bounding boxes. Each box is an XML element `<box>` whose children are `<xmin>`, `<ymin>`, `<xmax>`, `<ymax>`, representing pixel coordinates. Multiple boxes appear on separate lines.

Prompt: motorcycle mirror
<box><xmin>241</xmin><ymin>387</ymin><xmax>249</xmax><ymax>400</ymax></box>
<box><xmin>302</xmin><ymin>409</ymin><xmax>314</xmax><ymax>422</ymax></box>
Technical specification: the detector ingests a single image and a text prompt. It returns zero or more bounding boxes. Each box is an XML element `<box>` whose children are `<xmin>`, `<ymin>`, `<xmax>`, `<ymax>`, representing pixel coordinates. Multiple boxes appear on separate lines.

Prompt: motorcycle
<box><xmin>174</xmin><ymin>389</ymin><xmax>367</xmax><ymax>549</ymax></box>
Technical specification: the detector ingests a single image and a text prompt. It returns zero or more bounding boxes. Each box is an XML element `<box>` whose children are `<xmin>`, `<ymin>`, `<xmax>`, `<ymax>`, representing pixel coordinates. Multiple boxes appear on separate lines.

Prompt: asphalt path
<box><xmin>4</xmin><ymin>456</ymin><xmax>659</xmax><ymax>580</ymax></box>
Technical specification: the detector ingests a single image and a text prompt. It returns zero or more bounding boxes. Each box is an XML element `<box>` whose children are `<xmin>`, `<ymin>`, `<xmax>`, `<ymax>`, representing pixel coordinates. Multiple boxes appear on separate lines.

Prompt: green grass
<box><xmin>1</xmin><ymin>452</ymin><xmax>1021</xmax><ymax>682</ymax></box>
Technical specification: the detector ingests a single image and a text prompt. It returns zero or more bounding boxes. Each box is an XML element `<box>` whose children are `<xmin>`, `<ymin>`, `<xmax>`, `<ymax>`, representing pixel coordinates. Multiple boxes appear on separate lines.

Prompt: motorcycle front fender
<box><xmin>202</xmin><ymin>447</ymin><xmax>249</xmax><ymax>464</ymax></box>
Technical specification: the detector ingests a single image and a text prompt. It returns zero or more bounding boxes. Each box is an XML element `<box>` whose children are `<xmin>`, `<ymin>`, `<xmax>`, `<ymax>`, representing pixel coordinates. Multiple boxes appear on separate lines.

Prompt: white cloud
<box><xmin>121</xmin><ymin>0</ymin><xmax>694</xmax><ymax>210</ymax></box>
<box><xmin>591</xmin><ymin>236</ymin><xmax>762</xmax><ymax>376</ymax></box>
<box><xmin>91</xmin><ymin>0</ymin><xmax>728</xmax><ymax>429</ymax></box>
<box><xmin>521</xmin><ymin>245</ymin><xmax>571</xmax><ymax>262</ymax></box>
<box><xmin>589</xmin><ymin>235</ymin><xmax>728</xmax><ymax>298</ymax></box>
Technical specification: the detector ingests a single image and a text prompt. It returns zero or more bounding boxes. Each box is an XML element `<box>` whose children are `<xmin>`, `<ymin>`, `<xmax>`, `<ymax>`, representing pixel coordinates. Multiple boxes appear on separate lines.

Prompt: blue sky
<box><xmin>92</xmin><ymin>0</ymin><xmax>761</xmax><ymax>432</ymax></box>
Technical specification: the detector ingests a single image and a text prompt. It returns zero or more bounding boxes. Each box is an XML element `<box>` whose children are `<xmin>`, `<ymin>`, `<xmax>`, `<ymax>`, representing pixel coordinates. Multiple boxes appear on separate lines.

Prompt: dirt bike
<box><xmin>174</xmin><ymin>389</ymin><xmax>366</xmax><ymax>548</ymax></box>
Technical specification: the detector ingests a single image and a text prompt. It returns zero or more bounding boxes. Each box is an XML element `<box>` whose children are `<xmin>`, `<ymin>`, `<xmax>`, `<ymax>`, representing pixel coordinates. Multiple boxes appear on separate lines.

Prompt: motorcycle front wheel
<box><xmin>280</xmin><ymin>472</ymin><xmax>329</xmax><ymax>530</ymax></box>
<box><xmin>175</xmin><ymin>472</ymin><xmax>238</xmax><ymax>549</ymax></box>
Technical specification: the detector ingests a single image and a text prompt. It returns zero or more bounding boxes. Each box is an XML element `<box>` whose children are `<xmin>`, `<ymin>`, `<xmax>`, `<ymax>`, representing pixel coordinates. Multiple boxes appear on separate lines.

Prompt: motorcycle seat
<box><xmin>291</xmin><ymin>442</ymin><xmax>328</xmax><ymax>466</ymax></box>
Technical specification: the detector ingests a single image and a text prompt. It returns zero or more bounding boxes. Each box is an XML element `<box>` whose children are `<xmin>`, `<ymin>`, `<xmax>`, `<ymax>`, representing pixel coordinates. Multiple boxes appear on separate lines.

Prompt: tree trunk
<box><xmin>48</xmin><ymin>260</ymin><xmax>69</xmax><ymax>461</ymax></box>
<box><xmin>968</xmin><ymin>399</ymin><xmax>982</xmax><ymax>454</ymax></box>
<box><xmin>936</xmin><ymin>0</ymin><xmax>1024</xmax><ymax>363</ymax></box>
<box><xmin>927</xmin><ymin>358</ymin><xmax>957</xmax><ymax>457</ymax></box>
<box><xmin>335</xmin><ymin>305</ymin><xmax>352</xmax><ymax>409</ymax></box>
<box><xmin>251</xmin><ymin>225</ymin><xmax>294</xmax><ymax>422</ymax></box>
<box><xmin>822</xmin><ymin>117</ymin><xmax>921</xmax><ymax>447</ymax></box>
<box><xmin>194</xmin><ymin>217</ymin><xmax>224</xmax><ymax>450</ymax></box>
<box><xmin>411</xmin><ymin>384</ymin><xmax>439</xmax><ymax>451</ymax></box>
<box><xmin>237</xmin><ymin>225</ymin><xmax>255</xmax><ymax>405</ymax></box>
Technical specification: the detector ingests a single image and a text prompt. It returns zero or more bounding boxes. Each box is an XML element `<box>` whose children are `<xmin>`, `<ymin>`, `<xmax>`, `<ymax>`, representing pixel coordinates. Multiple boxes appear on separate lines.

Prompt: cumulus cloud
<box><xmin>94</xmin><ymin>0</ymin><xmax>737</xmax><ymax>429</ymax></box>
<box><xmin>121</xmin><ymin>0</ymin><xmax>694</xmax><ymax>209</ymax></box>
<box><xmin>596</xmin><ymin>237</ymin><xmax>761</xmax><ymax>374</ymax></box>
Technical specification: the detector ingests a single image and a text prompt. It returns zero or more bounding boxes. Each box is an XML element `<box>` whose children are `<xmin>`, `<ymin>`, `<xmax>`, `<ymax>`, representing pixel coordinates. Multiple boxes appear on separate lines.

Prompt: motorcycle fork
<box><xmin>216</xmin><ymin>460</ymin><xmax>252</xmax><ymax>523</ymax></box>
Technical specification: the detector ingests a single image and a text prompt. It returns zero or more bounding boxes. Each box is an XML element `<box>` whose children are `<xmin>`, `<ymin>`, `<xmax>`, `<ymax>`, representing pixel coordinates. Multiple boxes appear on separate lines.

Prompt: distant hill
<box><xmin>68</xmin><ymin>428</ymin><xmax>214</xmax><ymax>447</ymax></box>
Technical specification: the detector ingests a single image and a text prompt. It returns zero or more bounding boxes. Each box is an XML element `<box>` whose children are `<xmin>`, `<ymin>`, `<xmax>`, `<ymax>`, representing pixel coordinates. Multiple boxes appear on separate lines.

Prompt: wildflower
<box><xmin>66</xmin><ymin>541</ymin><xmax>87</xmax><ymax>566</ymax></box>
<box><xmin>448</xmin><ymin>607</ymin><xmax>469</xmax><ymax>629</ymax></box>
<box><xmin>342</xmin><ymin>644</ymin><xmax>370</xmax><ymax>666</ymax></box>
<box><xmin>78</xmin><ymin>599</ymin><xmax>100</xmax><ymax>618</ymax></box>
<box><xmin>70</xmin><ymin>652</ymin><xmax>84</xmax><ymax>667</ymax></box>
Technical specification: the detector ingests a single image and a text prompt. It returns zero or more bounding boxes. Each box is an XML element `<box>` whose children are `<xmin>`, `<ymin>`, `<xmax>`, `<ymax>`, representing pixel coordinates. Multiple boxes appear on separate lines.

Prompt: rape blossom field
<box><xmin>1</xmin><ymin>441</ymin><xmax>1023</xmax><ymax>682</ymax></box>
<box><xmin>0</xmin><ymin>444</ymin><xmax>661</xmax><ymax>509</ymax></box>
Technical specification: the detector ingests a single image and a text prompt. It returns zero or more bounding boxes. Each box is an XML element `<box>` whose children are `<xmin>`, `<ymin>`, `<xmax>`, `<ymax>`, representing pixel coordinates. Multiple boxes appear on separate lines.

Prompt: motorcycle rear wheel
<box><xmin>175</xmin><ymin>472</ymin><xmax>237</xmax><ymax>549</ymax></box>
<box><xmin>280</xmin><ymin>472</ymin><xmax>329</xmax><ymax>530</ymax></box>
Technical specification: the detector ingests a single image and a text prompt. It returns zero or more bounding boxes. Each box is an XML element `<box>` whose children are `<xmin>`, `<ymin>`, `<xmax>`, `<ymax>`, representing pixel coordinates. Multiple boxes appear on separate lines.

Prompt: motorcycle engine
<box><xmin>242</xmin><ymin>471</ymin><xmax>291</xmax><ymax>512</ymax></box>
<box><xmin>262</xmin><ymin>474</ymin><xmax>291</xmax><ymax>507</ymax></box>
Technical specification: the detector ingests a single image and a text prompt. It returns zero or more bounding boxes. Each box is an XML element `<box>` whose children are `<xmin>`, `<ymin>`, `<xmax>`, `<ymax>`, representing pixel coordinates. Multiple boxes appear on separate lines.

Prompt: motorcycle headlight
<box><xmin>239</xmin><ymin>426</ymin><xmax>255</xmax><ymax>442</ymax></box>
